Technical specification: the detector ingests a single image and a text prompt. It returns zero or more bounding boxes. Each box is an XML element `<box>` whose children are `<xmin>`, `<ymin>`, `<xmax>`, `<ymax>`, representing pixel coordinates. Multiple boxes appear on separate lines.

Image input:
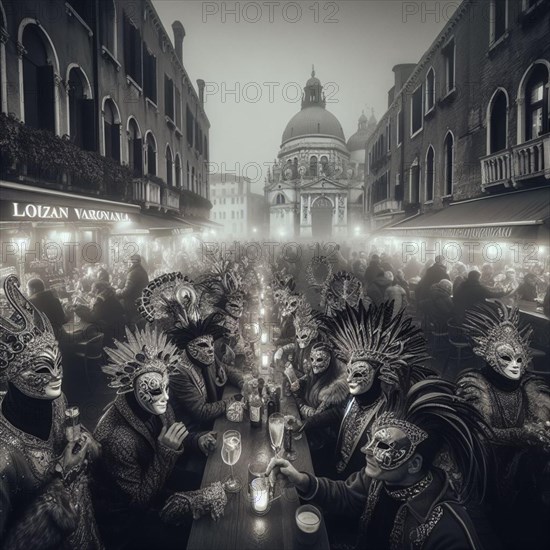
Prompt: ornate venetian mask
<box><xmin>363</xmin><ymin>415</ymin><xmax>428</xmax><ymax>471</ymax></box>
<box><xmin>282</xmin><ymin>294</ymin><xmax>301</xmax><ymax>318</ymax></box>
<box><xmin>225</xmin><ymin>292</ymin><xmax>244</xmax><ymax>319</ymax></box>
<box><xmin>187</xmin><ymin>335</ymin><xmax>215</xmax><ymax>366</ymax></box>
<box><xmin>135</xmin><ymin>371</ymin><xmax>169</xmax><ymax>415</ymax></box>
<box><xmin>346</xmin><ymin>358</ymin><xmax>376</xmax><ymax>395</ymax></box>
<box><xmin>310</xmin><ymin>347</ymin><xmax>330</xmax><ymax>374</ymax></box>
<box><xmin>493</xmin><ymin>342</ymin><xmax>526</xmax><ymax>380</ymax></box>
<box><xmin>12</xmin><ymin>337</ymin><xmax>63</xmax><ymax>399</ymax></box>
<box><xmin>295</xmin><ymin>326</ymin><xmax>316</xmax><ymax>349</ymax></box>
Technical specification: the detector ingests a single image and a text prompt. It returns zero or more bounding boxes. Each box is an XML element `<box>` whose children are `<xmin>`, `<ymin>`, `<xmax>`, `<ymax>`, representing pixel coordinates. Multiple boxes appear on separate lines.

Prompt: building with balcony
<box><xmin>209</xmin><ymin>173</ymin><xmax>268</xmax><ymax>239</ymax></box>
<box><xmin>365</xmin><ymin>0</ymin><xmax>550</xmax><ymax>253</ymax></box>
<box><xmin>0</xmin><ymin>0</ymin><xmax>212</xmax><ymax>278</ymax></box>
<box><xmin>265</xmin><ymin>68</ymin><xmax>375</xmax><ymax>240</ymax></box>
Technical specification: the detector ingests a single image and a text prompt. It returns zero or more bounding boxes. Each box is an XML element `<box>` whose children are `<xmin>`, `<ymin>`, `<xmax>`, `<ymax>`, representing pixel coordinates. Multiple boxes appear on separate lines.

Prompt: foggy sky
<box><xmin>153</xmin><ymin>0</ymin><xmax>460</xmax><ymax>193</ymax></box>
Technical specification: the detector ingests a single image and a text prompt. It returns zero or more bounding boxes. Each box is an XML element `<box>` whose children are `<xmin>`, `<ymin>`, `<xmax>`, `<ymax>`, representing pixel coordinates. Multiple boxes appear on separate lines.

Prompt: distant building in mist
<box><xmin>365</xmin><ymin>0</ymin><xmax>550</xmax><ymax>249</ymax></box>
<box><xmin>210</xmin><ymin>173</ymin><xmax>268</xmax><ymax>238</ymax></box>
<box><xmin>265</xmin><ymin>67</ymin><xmax>376</xmax><ymax>240</ymax></box>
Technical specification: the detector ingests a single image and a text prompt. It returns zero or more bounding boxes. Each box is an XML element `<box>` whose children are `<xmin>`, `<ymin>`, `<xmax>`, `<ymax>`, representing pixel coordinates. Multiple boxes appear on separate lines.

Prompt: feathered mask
<box><xmin>138</xmin><ymin>272</ymin><xmax>200</xmax><ymax>326</ymax></box>
<box><xmin>103</xmin><ymin>324</ymin><xmax>181</xmax><ymax>394</ymax></box>
<box><xmin>323</xmin><ymin>300</ymin><xmax>430</xmax><ymax>372</ymax></box>
<box><xmin>463</xmin><ymin>300</ymin><xmax>532</xmax><ymax>377</ymax></box>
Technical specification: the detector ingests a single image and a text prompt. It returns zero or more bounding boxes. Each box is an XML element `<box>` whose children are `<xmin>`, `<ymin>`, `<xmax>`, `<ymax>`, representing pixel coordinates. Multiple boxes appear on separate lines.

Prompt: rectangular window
<box><xmin>165</xmin><ymin>75</ymin><xmax>174</xmax><ymax>120</ymax></box>
<box><xmin>387</xmin><ymin>121</ymin><xmax>391</xmax><ymax>151</ymax></box>
<box><xmin>443</xmin><ymin>40</ymin><xmax>455</xmax><ymax>93</ymax></box>
<box><xmin>411</xmin><ymin>85</ymin><xmax>423</xmax><ymax>135</ymax></box>
<box><xmin>397</xmin><ymin>110</ymin><xmax>404</xmax><ymax>145</ymax></box>
<box><xmin>491</xmin><ymin>0</ymin><xmax>507</xmax><ymax>43</ymax></box>
<box><xmin>186</xmin><ymin>105</ymin><xmax>194</xmax><ymax>146</ymax></box>
<box><xmin>143</xmin><ymin>45</ymin><xmax>157</xmax><ymax>103</ymax></box>
<box><xmin>175</xmin><ymin>87</ymin><xmax>182</xmax><ymax>129</ymax></box>
<box><xmin>425</xmin><ymin>69</ymin><xmax>435</xmax><ymax>112</ymax></box>
<box><xmin>123</xmin><ymin>15</ymin><xmax>142</xmax><ymax>85</ymax></box>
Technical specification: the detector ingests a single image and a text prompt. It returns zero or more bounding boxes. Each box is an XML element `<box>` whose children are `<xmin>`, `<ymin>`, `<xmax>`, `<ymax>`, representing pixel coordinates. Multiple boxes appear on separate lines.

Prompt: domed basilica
<box><xmin>265</xmin><ymin>68</ymin><xmax>376</xmax><ymax>240</ymax></box>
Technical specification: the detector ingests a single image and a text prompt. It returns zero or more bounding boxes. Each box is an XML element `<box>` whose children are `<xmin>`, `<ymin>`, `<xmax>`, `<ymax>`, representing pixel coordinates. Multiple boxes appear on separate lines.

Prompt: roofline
<box><xmin>280</xmin><ymin>133</ymin><xmax>348</xmax><ymax>148</ymax></box>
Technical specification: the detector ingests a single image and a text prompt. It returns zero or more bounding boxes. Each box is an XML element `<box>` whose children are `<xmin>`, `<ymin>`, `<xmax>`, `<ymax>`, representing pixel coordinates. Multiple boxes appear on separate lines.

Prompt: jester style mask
<box><xmin>310</xmin><ymin>343</ymin><xmax>331</xmax><ymax>375</ymax></box>
<box><xmin>0</xmin><ymin>276</ymin><xmax>62</xmax><ymax>400</ymax></box>
<box><xmin>464</xmin><ymin>301</ymin><xmax>532</xmax><ymax>380</ymax></box>
<box><xmin>103</xmin><ymin>325</ymin><xmax>180</xmax><ymax>415</ymax></box>
<box><xmin>135</xmin><ymin>371</ymin><xmax>169</xmax><ymax>415</ymax></box>
<box><xmin>364</xmin><ymin>413</ymin><xmax>428</xmax><ymax>470</ymax></box>
<box><xmin>187</xmin><ymin>335</ymin><xmax>215</xmax><ymax>366</ymax></box>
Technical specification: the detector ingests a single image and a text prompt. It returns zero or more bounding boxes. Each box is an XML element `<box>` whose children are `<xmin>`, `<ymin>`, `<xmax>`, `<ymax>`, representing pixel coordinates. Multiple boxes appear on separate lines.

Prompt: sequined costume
<box><xmin>0</xmin><ymin>275</ymin><xmax>101</xmax><ymax>549</ymax></box>
<box><xmin>457</xmin><ymin>301</ymin><xmax>550</xmax><ymax>550</ymax></box>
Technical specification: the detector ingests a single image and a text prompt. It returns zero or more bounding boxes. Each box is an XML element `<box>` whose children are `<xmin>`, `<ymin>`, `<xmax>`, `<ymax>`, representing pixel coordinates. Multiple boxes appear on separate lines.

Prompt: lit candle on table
<box><xmin>251</xmin><ymin>478</ymin><xmax>269</xmax><ymax>513</ymax></box>
<box><xmin>261</xmin><ymin>331</ymin><xmax>268</xmax><ymax>344</ymax></box>
<box><xmin>262</xmin><ymin>353</ymin><xmax>268</xmax><ymax>368</ymax></box>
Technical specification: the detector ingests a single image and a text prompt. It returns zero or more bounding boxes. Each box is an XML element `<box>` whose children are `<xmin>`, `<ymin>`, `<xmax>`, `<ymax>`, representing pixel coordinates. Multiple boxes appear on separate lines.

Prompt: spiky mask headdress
<box><xmin>463</xmin><ymin>300</ymin><xmax>532</xmax><ymax>376</ymax></box>
<box><xmin>324</xmin><ymin>300</ymin><xmax>430</xmax><ymax>372</ymax></box>
<box><xmin>167</xmin><ymin>312</ymin><xmax>228</xmax><ymax>351</ymax></box>
<box><xmin>103</xmin><ymin>324</ymin><xmax>181</xmax><ymax>394</ymax></box>
<box><xmin>0</xmin><ymin>276</ymin><xmax>61</xmax><ymax>398</ymax></box>
<box><xmin>322</xmin><ymin>271</ymin><xmax>363</xmax><ymax>315</ymax></box>
<box><xmin>138</xmin><ymin>272</ymin><xmax>200</xmax><ymax>326</ymax></box>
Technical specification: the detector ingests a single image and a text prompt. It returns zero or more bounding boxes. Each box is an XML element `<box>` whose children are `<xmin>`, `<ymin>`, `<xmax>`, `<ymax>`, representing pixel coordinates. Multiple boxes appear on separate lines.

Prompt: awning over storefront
<box><xmin>0</xmin><ymin>180</ymin><xmax>141</xmax><ymax>224</ymax></box>
<box><xmin>383</xmin><ymin>187</ymin><xmax>550</xmax><ymax>241</ymax></box>
<box><xmin>110</xmin><ymin>213</ymin><xmax>195</xmax><ymax>236</ymax></box>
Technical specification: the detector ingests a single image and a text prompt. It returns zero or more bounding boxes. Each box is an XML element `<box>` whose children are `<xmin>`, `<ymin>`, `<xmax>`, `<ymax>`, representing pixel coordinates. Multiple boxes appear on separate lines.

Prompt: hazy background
<box><xmin>153</xmin><ymin>0</ymin><xmax>461</xmax><ymax>193</ymax></box>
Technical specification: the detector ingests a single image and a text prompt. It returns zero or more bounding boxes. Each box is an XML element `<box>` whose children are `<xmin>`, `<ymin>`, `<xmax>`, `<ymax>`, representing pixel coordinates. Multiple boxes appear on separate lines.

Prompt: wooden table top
<box><xmin>186</xmin><ymin>385</ymin><xmax>330</xmax><ymax>550</ymax></box>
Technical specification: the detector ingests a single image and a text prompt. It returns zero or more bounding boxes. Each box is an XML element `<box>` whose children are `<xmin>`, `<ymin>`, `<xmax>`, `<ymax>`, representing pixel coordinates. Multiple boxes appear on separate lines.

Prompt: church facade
<box><xmin>265</xmin><ymin>69</ymin><xmax>375</xmax><ymax>240</ymax></box>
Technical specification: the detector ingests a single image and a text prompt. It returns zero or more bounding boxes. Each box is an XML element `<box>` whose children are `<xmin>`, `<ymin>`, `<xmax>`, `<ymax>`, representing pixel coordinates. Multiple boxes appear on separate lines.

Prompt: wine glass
<box><xmin>268</xmin><ymin>413</ymin><xmax>285</xmax><ymax>458</ymax></box>
<box><xmin>221</xmin><ymin>430</ymin><xmax>242</xmax><ymax>493</ymax></box>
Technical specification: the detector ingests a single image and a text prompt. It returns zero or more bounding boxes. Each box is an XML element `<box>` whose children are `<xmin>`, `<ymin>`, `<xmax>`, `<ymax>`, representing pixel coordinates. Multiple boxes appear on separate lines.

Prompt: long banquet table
<box><xmin>186</xmin><ymin>384</ymin><xmax>331</xmax><ymax>550</ymax></box>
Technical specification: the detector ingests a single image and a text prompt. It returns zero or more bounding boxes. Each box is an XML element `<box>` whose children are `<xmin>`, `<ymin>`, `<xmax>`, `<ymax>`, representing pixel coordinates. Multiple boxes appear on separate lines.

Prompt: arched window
<box><xmin>99</xmin><ymin>0</ymin><xmax>116</xmax><ymax>56</ymax></box>
<box><xmin>409</xmin><ymin>158</ymin><xmax>420</xmax><ymax>204</ymax></box>
<box><xmin>425</xmin><ymin>146</ymin><xmax>435</xmax><ymax>202</ymax></box>
<box><xmin>103</xmin><ymin>98</ymin><xmax>120</xmax><ymax>161</ymax></box>
<box><xmin>275</xmin><ymin>193</ymin><xmax>286</xmax><ymax>205</ymax></box>
<box><xmin>309</xmin><ymin>156</ymin><xmax>318</xmax><ymax>177</ymax></box>
<box><xmin>443</xmin><ymin>132</ymin><xmax>454</xmax><ymax>196</ymax></box>
<box><xmin>127</xmin><ymin>117</ymin><xmax>142</xmax><ymax>176</ymax></box>
<box><xmin>320</xmin><ymin>155</ymin><xmax>329</xmax><ymax>175</ymax></box>
<box><xmin>175</xmin><ymin>154</ymin><xmax>181</xmax><ymax>188</ymax></box>
<box><xmin>145</xmin><ymin>132</ymin><xmax>157</xmax><ymax>176</ymax></box>
<box><xmin>525</xmin><ymin>64</ymin><xmax>549</xmax><ymax>141</ymax></box>
<box><xmin>489</xmin><ymin>90</ymin><xmax>508</xmax><ymax>153</ymax></box>
<box><xmin>68</xmin><ymin>67</ymin><xmax>92</xmax><ymax>150</ymax></box>
<box><xmin>165</xmin><ymin>145</ymin><xmax>173</xmax><ymax>186</ymax></box>
<box><xmin>22</xmin><ymin>24</ymin><xmax>56</xmax><ymax>131</ymax></box>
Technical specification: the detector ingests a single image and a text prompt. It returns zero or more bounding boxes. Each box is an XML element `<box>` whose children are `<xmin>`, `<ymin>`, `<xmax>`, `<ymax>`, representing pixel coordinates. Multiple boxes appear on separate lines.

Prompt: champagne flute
<box><xmin>268</xmin><ymin>413</ymin><xmax>285</xmax><ymax>458</ymax></box>
<box><xmin>221</xmin><ymin>430</ymin><xmax>242</xmax><ymax>493</ymax></box>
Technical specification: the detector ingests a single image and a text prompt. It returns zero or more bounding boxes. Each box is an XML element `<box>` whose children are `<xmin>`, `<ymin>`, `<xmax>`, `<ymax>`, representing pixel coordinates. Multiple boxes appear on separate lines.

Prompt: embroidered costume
<box><xmin>0</xmin><ymin>275</ymin><xmax>102</xmax><ymax>549</ymax></box>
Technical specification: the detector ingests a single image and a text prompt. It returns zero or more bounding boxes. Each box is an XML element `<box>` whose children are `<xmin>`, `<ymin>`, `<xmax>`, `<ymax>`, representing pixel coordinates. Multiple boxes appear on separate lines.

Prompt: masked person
<box><xmin>274</xmin><ymin>299</ymin><xmax>323</xmax><ymax>376</ymax></box>
<box><xmin>322</xmin><ymin>301</ymin><xmax>433</xmax><ymax>479</ymax></box>
<box><xmin>93</xmin><ymin>325</ymin><xmax>226</xmax><ymax>549</ymax></box>
<box><xmin>457</xmin><ymin>300</ymin><xmax>550</xmax><ymax>550</ymax></box>
<box><xmin>267</xmin><ymin>380</ymin><xmax>490</xmax><ymax>550</ymax></box>
<box><xmin>0</xmin><ymin>276</ymin><xmax>102</xmax><ymax>549</ymax></box>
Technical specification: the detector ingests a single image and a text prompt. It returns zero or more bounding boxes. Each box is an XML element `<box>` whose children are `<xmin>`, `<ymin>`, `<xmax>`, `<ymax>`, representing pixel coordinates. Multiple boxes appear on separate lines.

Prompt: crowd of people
<box><xmin>0</xmin><ymin>243</ymin><xmax>549</xmax><ymax>550</ymax></box>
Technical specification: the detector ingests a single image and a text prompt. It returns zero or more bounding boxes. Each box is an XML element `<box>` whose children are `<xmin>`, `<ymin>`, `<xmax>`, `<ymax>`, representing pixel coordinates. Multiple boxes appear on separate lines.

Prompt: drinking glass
<box><xmin>268</xmin><ymin>413</ymin><xmax>285</xmax><ymax>457</ymax></box>
<box><xmin>221</xmin><ymin>430</ymin><xmax>242</xmax><ymax>493</ymax></box>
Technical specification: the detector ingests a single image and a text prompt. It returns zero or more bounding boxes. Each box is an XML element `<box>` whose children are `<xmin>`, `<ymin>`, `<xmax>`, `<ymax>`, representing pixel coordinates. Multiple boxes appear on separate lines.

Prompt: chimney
<box><xmin>392</xmin><ymin>63</ymin><xmax>416</xmax><ymax>95</ymax></box>
<box><xmin>172</xmin><ymin>21</ymin><xmax>185</xmax><ymax>62</ymax></box>
<box><xmin>197</xmin><ymin>79</ymin><xmax>205</xmax><ymax>106</ymax></box>
<box><xmin>387</xmin><ymin>86</ymin><xmax>395</xmax><ymax>108</ymax></box>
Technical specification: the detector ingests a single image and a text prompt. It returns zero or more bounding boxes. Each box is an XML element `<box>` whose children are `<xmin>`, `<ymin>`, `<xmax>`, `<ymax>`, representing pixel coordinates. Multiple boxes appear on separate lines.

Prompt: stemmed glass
<box><xmin>221</xmin><ymin>430</ymin><xmax>242</xmax><ymax>493</ymax></box>
<box><xmin>268</xmin><ymin>413</ymin><xmax>285</xmax><ymax>458</ymax></box>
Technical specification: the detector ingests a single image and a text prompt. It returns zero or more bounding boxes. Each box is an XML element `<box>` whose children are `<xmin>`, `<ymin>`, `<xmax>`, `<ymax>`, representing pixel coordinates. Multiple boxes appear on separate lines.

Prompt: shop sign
<box><xmin>388</xmin><ymin>226</ymin><xmax>517</xmax><ymax>239</ymax></box>
<box><xmin>7</xmin><ymin>202</ymin><xmax>132</xmax><ymax>223</ymax></box>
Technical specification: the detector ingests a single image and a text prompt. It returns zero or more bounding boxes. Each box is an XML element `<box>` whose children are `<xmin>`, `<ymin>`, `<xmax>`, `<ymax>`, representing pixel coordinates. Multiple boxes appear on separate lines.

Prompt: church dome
<box><xmin>281</xmin><ymin>67</ymin><xmax>346</xmax><ymax>146</ymax></box>
<box><xmin>346</xmin><ymin>110</ymin><xmax>376</xmax><ymax>152</ymax></box>
<box><xmin>282</xmin><ymin>106</ymin><xmax>346</xmax><ymax>145</ymax></box>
